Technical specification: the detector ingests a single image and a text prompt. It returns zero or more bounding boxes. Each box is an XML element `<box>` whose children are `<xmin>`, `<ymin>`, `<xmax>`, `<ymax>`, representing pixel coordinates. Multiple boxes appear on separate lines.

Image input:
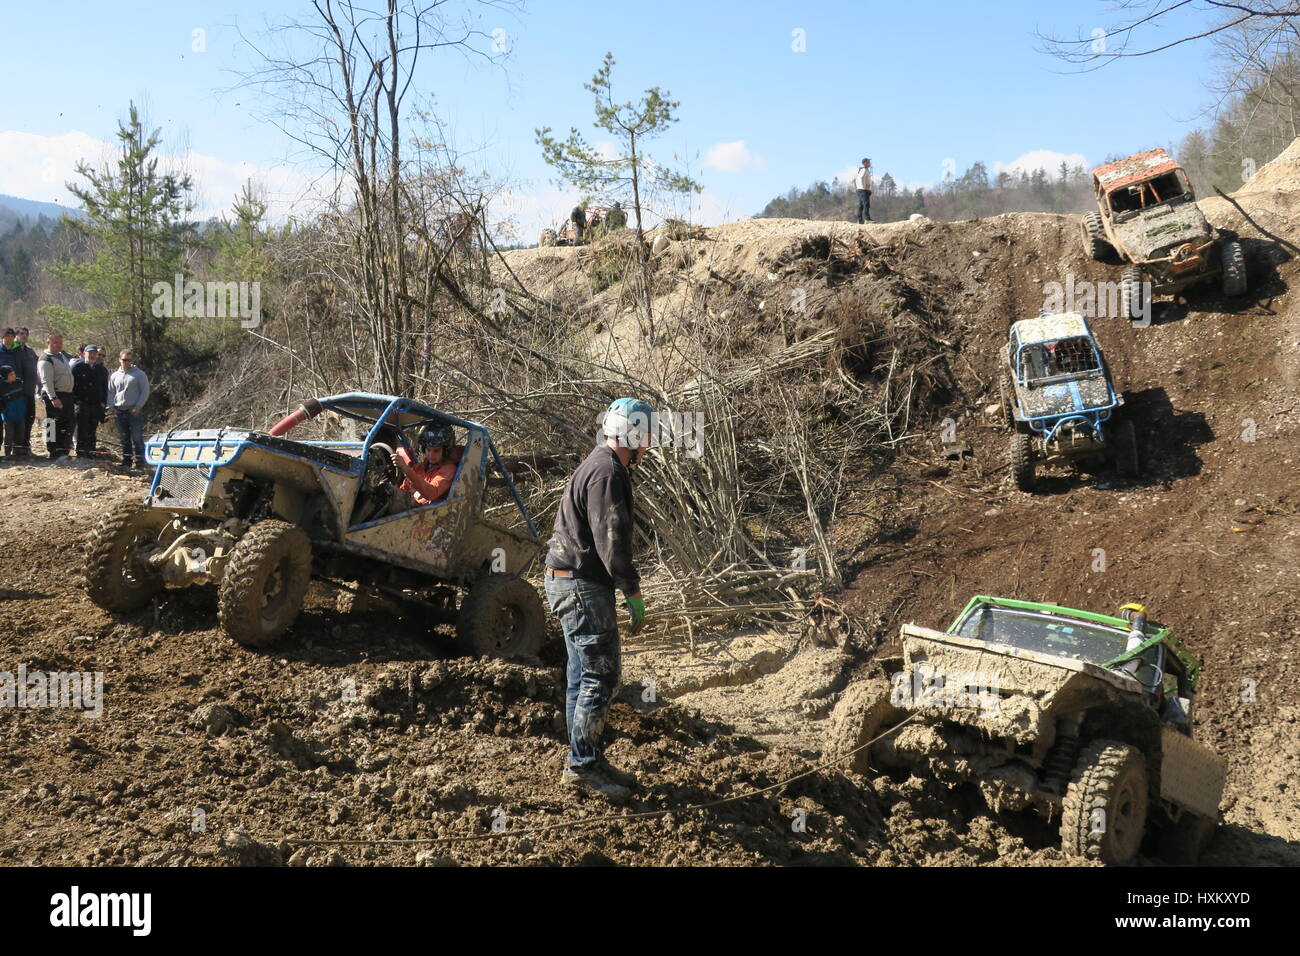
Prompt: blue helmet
<box><xmin>602</xmin><ymin>397</ymin><xmax>653</xmax><ymax>447</ymax></box>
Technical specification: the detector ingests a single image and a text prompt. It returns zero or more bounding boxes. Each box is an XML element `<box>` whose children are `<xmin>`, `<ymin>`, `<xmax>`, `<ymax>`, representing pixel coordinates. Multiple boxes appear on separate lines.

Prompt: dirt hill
<box><xmin>1</xmin><ymin>142</ymin><xmax>1297</xmax><ymax>866</ymax></box>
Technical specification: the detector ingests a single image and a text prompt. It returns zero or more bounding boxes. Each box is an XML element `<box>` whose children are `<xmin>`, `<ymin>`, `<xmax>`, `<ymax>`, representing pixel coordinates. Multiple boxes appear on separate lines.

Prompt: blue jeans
<box><xmin>115</xmin><ymin>411</ymin><xmax>145</xmax><ymax>465</ymax></box>
<box><xmin>856</xmin><ymin>189</ymin><xmax>872</xmax><ymax>223</ymax></box>
<box><xmin>544</xmin><ymin>574</ymin><xmax>621</xmax><ymax>770</ymax></box>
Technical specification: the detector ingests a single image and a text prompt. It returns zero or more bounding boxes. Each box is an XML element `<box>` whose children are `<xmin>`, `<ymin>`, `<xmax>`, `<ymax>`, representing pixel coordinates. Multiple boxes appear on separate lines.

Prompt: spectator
<box><xmin>37</xmin><ymin>333</ymin><xmax>76</xmax><ymax>459</ymax></box>
<box><xmin>854</xmin><ymin>158</ymin><xmax>873</xmax><ymax>223</ymax></box>
<box><xmin>10</xmin><ymin>328</ymin><xmax>39</xmax><ymax>457</ymax></box>
<box><xmin>73</xmin><ymin>345</ymin><xmax>109</xmax><ymax>458</ymax></box>
<box><xmin>1</xmin><ymin>364</ymin><xmax>24</xmax><ymax>457</ymax></box>
<box><xmin>606</xmin><ymin>201</ymin><xmax>627</xmax><ymax>231</ymax></box>
<box><xmin>108</xmin><ymin>349</ymin><xmax>150</xmax><ymax>469</ymax></box>
<box><xmin>1</xmin><ymin>329</ymin><xmax>26</xmax><ymax>455</ymax></box>
<box><xmin>570</xmin><ymin>204</ymin><xmax>587</xmax><ymax>243</ymax></box>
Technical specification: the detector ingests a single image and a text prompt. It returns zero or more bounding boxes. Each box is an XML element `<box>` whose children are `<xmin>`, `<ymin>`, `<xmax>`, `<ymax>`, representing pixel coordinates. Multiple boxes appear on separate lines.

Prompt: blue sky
<box><xmin>0</xmin><ymin>0</ymin><xmax>1225</xmax><ymax>237</ymax></box>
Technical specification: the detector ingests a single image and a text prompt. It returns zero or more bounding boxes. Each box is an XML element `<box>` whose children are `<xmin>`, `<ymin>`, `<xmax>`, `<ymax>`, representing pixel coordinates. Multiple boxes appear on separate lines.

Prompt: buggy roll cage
<box><xmin>1010</xmin><ymin>323</ymin><xmax>1120</xmax><ymax>444</ymax></box>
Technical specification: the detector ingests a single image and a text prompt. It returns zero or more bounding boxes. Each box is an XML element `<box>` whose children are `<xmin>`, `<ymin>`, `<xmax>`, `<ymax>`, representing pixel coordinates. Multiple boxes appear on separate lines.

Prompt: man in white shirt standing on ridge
<box><xmin>855</xmin><ymin>158</ymin><xmax>873</xmax><ymax>224</ymax></box>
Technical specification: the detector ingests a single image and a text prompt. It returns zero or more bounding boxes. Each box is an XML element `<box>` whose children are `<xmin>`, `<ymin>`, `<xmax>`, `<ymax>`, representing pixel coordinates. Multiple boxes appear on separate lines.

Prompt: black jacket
<box><xmin>72</xmin><ymin>360</ymin><xmax>109</xmax><ymax>404</ymax></box>
<box><xmin>546</xmin><ymin>443</ymin><xmax>640</xmax><ymax>594</ymax></box>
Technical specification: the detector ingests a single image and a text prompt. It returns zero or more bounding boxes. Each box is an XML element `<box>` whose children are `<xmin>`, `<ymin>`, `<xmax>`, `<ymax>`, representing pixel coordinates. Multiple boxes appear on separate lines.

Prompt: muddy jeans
<box><xmin>544</xmin><ymin>573</ymin><xmax>621</xmax><ymax>770</ymax></box>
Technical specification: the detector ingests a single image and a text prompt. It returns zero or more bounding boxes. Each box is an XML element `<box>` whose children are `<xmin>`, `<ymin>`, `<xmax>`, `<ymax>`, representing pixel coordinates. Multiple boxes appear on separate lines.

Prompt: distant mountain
<box><xmin>0</xmin><ymin>194</ymin><xmax>83</xmax><ymax>234</ymax></box>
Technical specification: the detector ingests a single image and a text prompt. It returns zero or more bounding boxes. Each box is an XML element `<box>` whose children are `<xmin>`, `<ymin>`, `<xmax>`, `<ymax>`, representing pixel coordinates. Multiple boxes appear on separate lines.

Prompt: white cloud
<box><xmin>0</xmin><ymin>129</ymin><xmax>320</xmax><ymax>222</ymax></box>
<box><xmin>704</xmin><ymin>140</ymin><xmax>764</xmax><ymax>173</ymax></box>
<box><xmin>994</xmin><ymin>149</ymin><xmax>1088</xmax><ymax>177</ymax></box>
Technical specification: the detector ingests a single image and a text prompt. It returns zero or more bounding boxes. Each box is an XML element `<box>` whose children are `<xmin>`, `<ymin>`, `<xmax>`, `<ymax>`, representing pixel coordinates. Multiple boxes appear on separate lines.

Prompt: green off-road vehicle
<box><xmin>83</xmin><ymin>393</ymin><xmax>547</xmax><ymax>658</ymax></box>
<box><xmin>828</xmin><ymin>596</ymin><xmax>1226</xmax><ymax>865</ymax></box>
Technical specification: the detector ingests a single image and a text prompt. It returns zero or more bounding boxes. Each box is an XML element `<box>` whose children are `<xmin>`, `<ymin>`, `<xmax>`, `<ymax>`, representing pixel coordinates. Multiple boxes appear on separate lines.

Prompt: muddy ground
<box><xmin>2</xmin><ymin>143</ymin><xmax>1298</xmax><ymax>866</ymax></box>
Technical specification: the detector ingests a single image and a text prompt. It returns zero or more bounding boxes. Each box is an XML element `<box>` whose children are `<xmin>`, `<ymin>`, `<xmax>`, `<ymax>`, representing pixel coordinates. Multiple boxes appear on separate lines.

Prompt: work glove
<box><xmin>624</xmin><ymin>593</ymin><xmax>646</xmax><ymax>634</ymax></box>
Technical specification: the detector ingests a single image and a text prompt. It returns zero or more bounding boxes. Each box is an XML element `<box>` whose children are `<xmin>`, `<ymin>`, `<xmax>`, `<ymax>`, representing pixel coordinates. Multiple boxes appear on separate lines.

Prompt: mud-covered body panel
<box><xmin>1160</xmin><ymin>726</ymin><xmax>1227</xmax><ymax>819</ymax></box>
<box><xmin>1110</xmin><ymin>201</ymin><xmax>1214</xmax><ymax>263</ymax></box>
<box><xmin>1013</xmin><ymin>371</ymin><xmax>1114</xmax><ymax>423</ymax></box>
<box><xmin>896</xmin><ymin>623</ymin><xmax>1147</xmax><ymax>751</ymax></box>
<box><xmin>883</xmin><ymin>617</ymin><xmax>1225</xmax><ymax>823</ymax></box>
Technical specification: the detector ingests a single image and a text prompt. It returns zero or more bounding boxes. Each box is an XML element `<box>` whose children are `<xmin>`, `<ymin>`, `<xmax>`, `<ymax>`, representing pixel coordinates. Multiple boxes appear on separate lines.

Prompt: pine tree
<box><xmin>536</xmin><ymin>52</ymin><xmax>700</xmax><ymax>243</ymax></box>
<box><xmin>44</xmin><ymin>103</ymin><xmax>194</xmax><ymax>365</ymax></box>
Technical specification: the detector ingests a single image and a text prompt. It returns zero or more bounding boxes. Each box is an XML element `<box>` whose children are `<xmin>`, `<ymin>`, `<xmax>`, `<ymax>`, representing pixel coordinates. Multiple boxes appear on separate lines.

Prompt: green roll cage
<box><xmin>947</xmin><ymin>595</ymin><xmax>1202</xmax><ymax>691</ymax></box>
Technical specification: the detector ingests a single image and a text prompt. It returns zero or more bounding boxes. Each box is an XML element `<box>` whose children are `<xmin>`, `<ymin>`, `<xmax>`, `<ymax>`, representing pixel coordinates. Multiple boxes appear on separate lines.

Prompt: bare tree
<box><xmin>1039</xmin><ymin>1</ymin><xmax>1299</xmax><ymax>68</ymax></box>
<box><xmin>237</xmin><ymin>0</ymin><xmax>515</xmax><ymax>394</ymax></box>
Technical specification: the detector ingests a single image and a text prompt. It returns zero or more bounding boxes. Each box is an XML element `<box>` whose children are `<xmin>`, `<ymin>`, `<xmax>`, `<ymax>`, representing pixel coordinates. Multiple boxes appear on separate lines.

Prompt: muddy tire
<box><xmin>84</xmin><ymin>500</ymin><xmax>171</xmax><ymax>612</ymax></box>
<box><xmin>1120</xmin><ymin>267</ymin><xmax>1146</xmax><ymax>322</ymax></box>
<box><xmin>218</xmin><ymin>521</ymin><xmax>313</xmax><ymax>648</ymax></box>
<box><xmin>539</xmin><ymin>228</ymin><xmax>557</xmax><ymax>248</ymax></box>
<box><xmin>825</xmin><ymin>678</ymin><xmax>905</xmax><ymax>774</ymax></box>
<box><xmin>1157</xmin><ymin>812</ymin><xmax>1218</xmax><ymax>865</ymax></box>
<box><xmin>1008</xmin><ymin>431</ymin><xmax>1035</xmax><ymax>491</ymax></box>
<box><xmin>1221</xmin><ymin>240</ymin><xmax>1247</xmax><ymax>297</ymax></box>
<box><xmin>457</xmin><ymin>574</ymin><xmax>546</xmax><ymax>660</ymax></box>
<box><xmin>1111</xmin><ymin>419</ymin><xmax>1140</xmax><ymax>478</ymax></box>
<box><xmin>1081</xmin><ymin>212</ymin><xmax>1112</xmax><ymax>261</ymax></box>
<box><xmin>1060</xmin><ymin>740</ymin><xmax>1149</xmax><ymax>865</ymax></box>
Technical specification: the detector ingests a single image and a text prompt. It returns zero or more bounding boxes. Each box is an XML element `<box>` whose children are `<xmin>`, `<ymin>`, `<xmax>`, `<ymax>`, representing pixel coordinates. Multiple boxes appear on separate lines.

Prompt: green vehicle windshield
<box><xmin>953</xmin><ymin>603</ymin><xmax>1153</xmax><ymax>668</ymax></box>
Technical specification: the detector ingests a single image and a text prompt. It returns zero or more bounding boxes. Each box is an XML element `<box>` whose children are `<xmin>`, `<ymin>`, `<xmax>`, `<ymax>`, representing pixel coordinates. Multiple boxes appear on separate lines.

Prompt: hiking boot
<box><xmin>593</xmin><ymin>758</ymin><xmax>638</xmax><ymax>788</ymax></box>
<box><xmin>561</xmin><ymin>765</ymin><xmax>631</xmax><ymax>800</ymax></box>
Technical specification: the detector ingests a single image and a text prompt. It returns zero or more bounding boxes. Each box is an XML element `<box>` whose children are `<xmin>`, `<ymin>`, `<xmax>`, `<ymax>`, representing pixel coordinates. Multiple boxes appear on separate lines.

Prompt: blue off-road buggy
<box><xmin>998</xmin><ymin>313</ymin><xmax>1140</xmax><ymax>491</ymax></box>
<box><xmin>83</xmin><ymin>394</ymin><xmax>547</xmax><ymax>658</ymax></box>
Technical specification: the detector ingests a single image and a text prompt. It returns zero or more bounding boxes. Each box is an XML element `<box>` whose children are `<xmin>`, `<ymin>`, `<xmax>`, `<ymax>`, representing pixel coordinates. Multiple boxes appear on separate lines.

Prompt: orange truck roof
<box><xmin>1092</xmin><ymin>148</ymin><xmax>1181</xmax><ymax>193</ymax></box>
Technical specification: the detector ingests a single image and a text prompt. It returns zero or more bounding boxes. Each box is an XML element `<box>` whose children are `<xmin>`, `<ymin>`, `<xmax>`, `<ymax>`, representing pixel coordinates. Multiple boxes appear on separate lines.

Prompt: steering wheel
<box><xmin>366</xmin><ymin>442</ymin><xmax>399</xmax><ymax>487</ymax></box>
<box><xmin>346</xmin><ymin>441</ymin><xmax>400</xmax><ymax>526</ymax></box>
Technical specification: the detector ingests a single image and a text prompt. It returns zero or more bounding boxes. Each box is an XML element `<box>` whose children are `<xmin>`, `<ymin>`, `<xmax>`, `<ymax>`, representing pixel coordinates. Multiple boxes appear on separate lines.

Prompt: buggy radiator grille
<box><xmin>155</xmin><ymin>466</ymin><xmax>211</xmax><ymax>508</ymax></box>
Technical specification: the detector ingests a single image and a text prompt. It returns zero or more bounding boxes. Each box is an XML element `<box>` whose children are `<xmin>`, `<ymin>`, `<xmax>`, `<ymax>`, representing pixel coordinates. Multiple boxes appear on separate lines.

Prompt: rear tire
<box><xmin>1221</xmin><ymin>240</ymin><xmax>1247</xmax><ymax>296</ymax></box>
<box><xmin>1081</xmin><ymin>212</ymin><xmax>1112</xmax><ymax>261</ymax></box>
<box><xmin>1121</xmin><ymin>267</ymin><xmax>1147</xmax><ymax>322</ymax></box>
<box><xmin>457</xmin><ymin>574</ymin><xmax>546</xmax><ymax>660</ymax></box>
<box><xmin>218</xmin><ymin>521</ymin><xmax>313</xmax><ymax>648</ymax></box>
<box><xmin>1060</xmin><ymin>740</ymin><xmax>1149</xmax><ymax>865</ymax></box>
<box><xmin>84</xmin><ymin>500</ymin><xmax>170</xmax><ymax>612</ymax></box>
<box><xmin>538</xmin><ymin>228</ymin><xmax>557</xmax><ymax>248</ymax></box>
<box><xmin>1008</xmin><ymin>431</ymin><xmax>1035</xmax><ymax>491</ymax></box>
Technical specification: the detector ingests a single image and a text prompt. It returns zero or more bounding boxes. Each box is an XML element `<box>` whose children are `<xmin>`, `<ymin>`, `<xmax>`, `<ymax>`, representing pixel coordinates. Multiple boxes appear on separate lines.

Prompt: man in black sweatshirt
<box><xmin>72</xmin><ymin>346</ymin><xmax>109</xmax><ymax>457</ymax></box>
<box><xmin>544</xmin><ymin>397</ymin><xmax>652</xmax><ymax>799</ymax></box>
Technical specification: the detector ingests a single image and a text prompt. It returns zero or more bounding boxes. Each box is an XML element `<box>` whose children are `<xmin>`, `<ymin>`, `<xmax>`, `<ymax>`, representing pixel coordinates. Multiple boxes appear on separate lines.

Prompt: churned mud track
<box><xmin>0</xmin><ymin>460</ymin><xmax>900</xmax><ymax>866</ymax></box>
